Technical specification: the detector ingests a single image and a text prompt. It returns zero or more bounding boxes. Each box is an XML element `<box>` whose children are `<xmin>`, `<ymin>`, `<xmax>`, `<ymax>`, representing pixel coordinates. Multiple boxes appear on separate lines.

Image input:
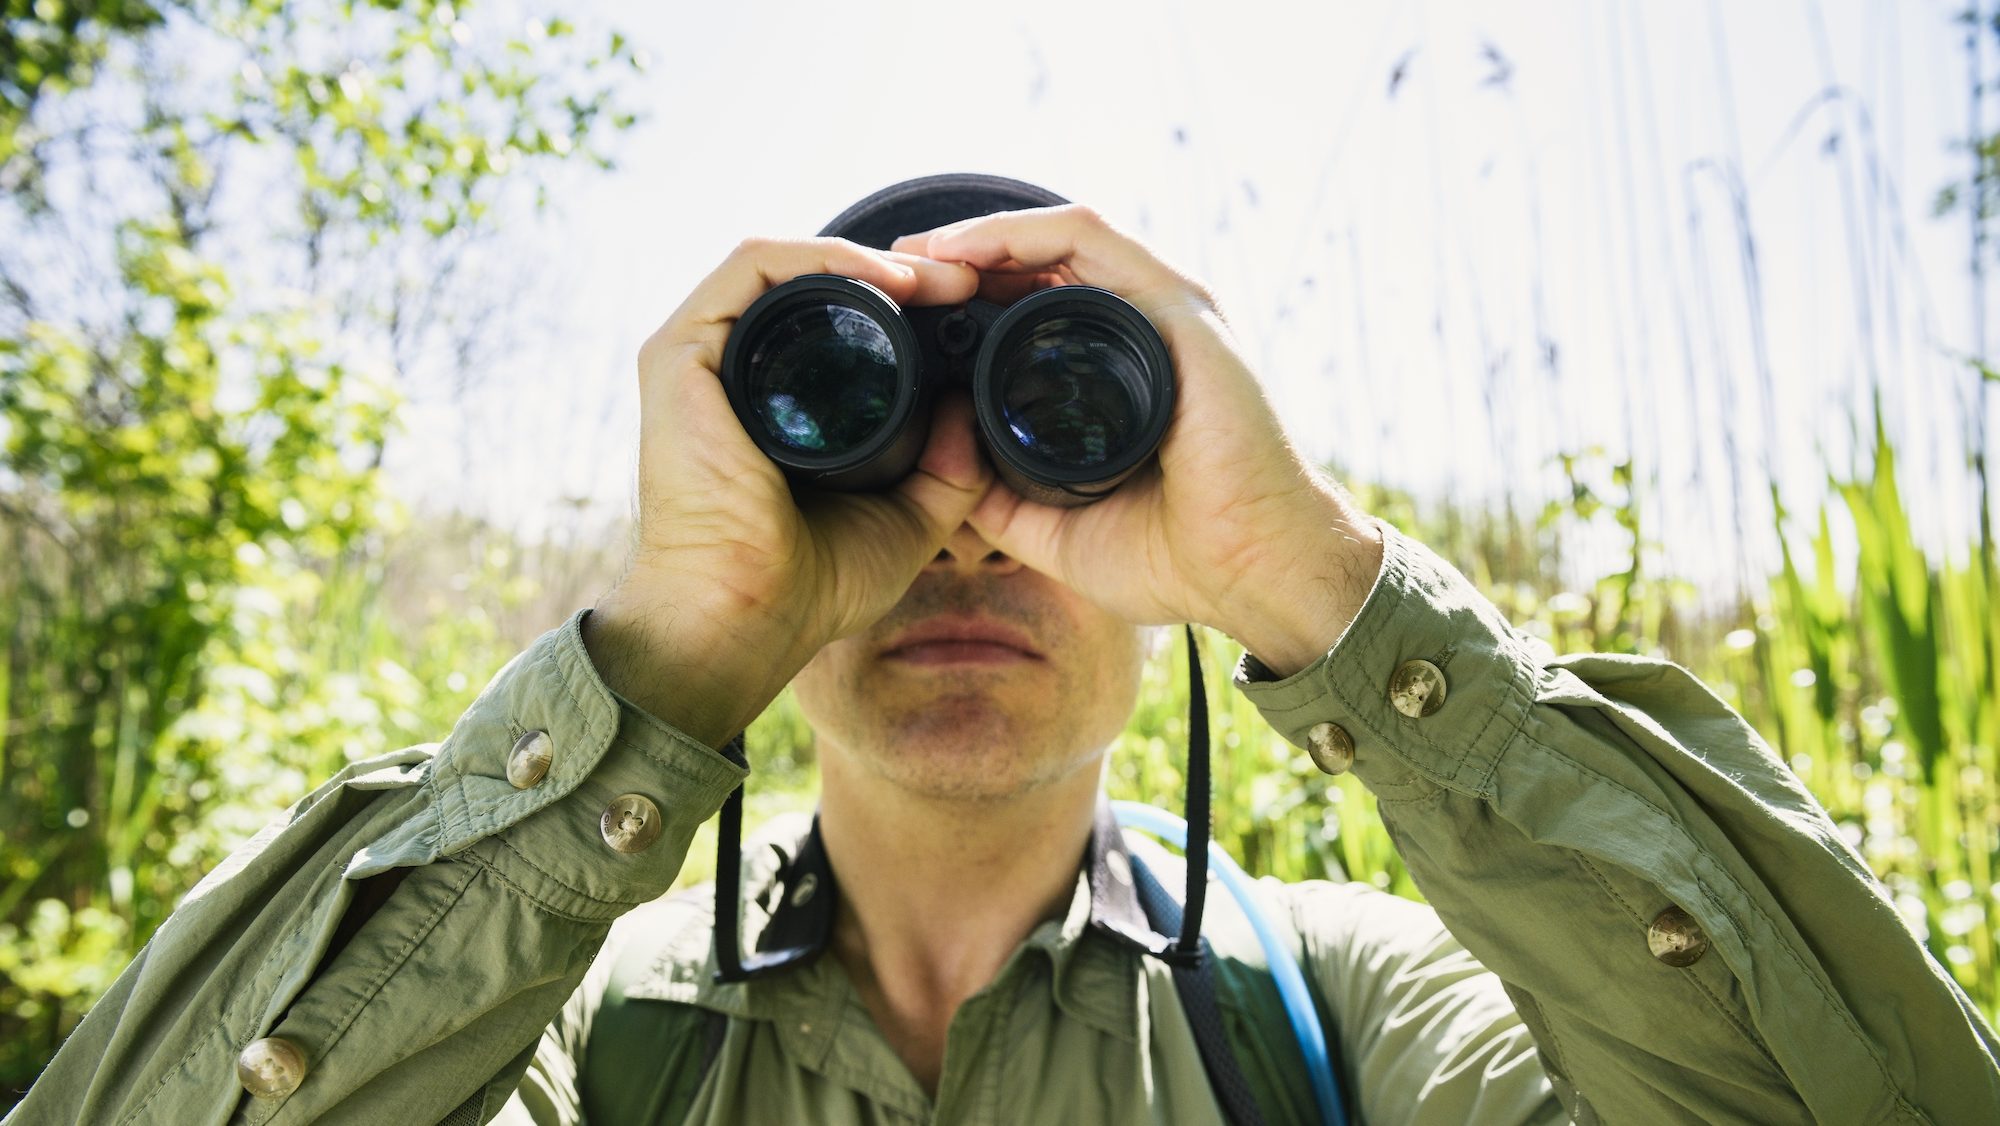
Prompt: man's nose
<box><xmin>925</xmin><ymin>523</ymin><xmax>1024</xmax><ymax>576</ymax></box>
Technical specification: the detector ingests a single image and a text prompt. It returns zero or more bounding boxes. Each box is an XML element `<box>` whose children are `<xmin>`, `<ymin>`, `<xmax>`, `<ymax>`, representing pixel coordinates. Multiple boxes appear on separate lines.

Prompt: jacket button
<box><xmin>1388</xmin><ymin>659</ymin><xmax>1448</xmax><ymax>718</ymax></box>
<box><xmin>601</xmin><ymin>794</ymin><xmax>663</xmax><ymax>853</ymax></box>
<box><xmin>1647</xmin><ymin>905</ymin><xmax>1710</xmax><ymax>967</ymax></box>
<box><xmin>236</xmin><ymin>1036</ymin><xmax>307</xmax><ymax>1099</ymax></box>
<box><xmin>506</xmin><ymin>730</ymin><xmax>553</xmax><ymax>789</ymax></box>
<box><xmin>1305</xmin><ymin>721</ymin><xmax>1355</xmax><ymax>775</ymax></box>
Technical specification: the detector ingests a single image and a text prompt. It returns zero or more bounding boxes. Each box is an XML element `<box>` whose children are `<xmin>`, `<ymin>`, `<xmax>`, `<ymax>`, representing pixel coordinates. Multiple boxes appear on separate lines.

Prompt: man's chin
<box><xmin>882</xmin><ymin>690</ymin><xmax>1018</xmax><ymax>742</ymax></box>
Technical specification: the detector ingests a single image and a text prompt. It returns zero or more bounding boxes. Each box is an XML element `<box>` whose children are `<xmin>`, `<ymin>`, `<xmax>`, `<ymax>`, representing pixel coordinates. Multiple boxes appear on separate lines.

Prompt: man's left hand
<box><xmin>892</xmin><ymin>204</ymin><xmax>1384</xmax><ymax>678</ymax></box>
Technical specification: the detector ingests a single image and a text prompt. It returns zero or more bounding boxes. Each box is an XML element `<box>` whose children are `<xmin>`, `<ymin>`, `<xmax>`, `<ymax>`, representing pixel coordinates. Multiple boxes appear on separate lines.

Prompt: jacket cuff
<box><xmin>354</xmin><ymin>609</ymin><xmax>747</xmax><ymax>920</ymax></box>
<box><xmin>1233</xmin><ymin>522</ymin><xmax>1540</xmax><ymax>800</ymax></box>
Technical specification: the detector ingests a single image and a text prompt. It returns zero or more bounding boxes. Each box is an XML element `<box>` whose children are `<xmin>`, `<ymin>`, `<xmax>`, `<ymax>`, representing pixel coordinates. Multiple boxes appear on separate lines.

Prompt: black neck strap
<box><xmin>713</xmin><ymin>745</ymin><xmax>751</xmax><ymax>983</ymax></box>
<box><xmin>1173</xmin><ymin>623</ymin><xmax>1212</xmax><ymax>961</ymax></box>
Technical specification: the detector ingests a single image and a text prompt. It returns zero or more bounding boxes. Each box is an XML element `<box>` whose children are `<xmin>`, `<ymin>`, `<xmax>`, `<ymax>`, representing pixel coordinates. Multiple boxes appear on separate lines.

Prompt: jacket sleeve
<box><xmin>4</xmin><ymin>610</ymin><xmax>747</xmax><ymax>1126</ymax></box>
<box><xmin>1236</xmin><ymin>522</ymin><xmax>2000</xmax><ymax>1124</ymax></box>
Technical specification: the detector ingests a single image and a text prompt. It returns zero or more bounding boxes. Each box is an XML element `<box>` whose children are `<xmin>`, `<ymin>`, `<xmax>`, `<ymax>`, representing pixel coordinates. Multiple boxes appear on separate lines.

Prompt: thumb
<box><xmin>966</xmin><ymin>478</ymin><xmax>1075</xmax><ymax>585</ymax></box>
<box><xmin>889</xmin><ymin>389</ymin><xmax>992</xmax><ymax>544</ymax></box>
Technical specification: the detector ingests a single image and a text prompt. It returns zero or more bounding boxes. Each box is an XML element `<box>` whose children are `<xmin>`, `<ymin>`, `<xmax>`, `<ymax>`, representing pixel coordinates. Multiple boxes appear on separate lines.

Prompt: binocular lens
<box><xmin>992</xmin><ymin>316</ymin><xmax>1153</xmax><ymax>470</ymax></box>
<box><xmin>723</xmin><ymin>274</ymin><xmax>1171</xmax><ymax>504</ymax></box>
<box><xmin>744</xmin><ymin>303</ymin><xmax>901</xmax><ymax>455</ymax></box>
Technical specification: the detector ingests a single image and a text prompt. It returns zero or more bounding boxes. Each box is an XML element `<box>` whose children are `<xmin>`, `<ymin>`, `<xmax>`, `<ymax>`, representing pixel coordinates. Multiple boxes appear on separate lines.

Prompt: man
<box><xmin>9</xmin><ymin>174</ymin><xmax>1999</xmax><ymax>1124</ymax></box>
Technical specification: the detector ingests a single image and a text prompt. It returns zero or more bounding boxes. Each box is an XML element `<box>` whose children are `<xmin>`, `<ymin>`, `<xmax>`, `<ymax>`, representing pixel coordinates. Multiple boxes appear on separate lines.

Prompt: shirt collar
<box><xmin>754</xmin><ymin>798</ymin><xmax>1170</xmax><ymax>957</ymax></box>
<box><xmin>632</xmin><ymin>798</ymin><xmax>1169</xmax><ymax>1042</ymax></box>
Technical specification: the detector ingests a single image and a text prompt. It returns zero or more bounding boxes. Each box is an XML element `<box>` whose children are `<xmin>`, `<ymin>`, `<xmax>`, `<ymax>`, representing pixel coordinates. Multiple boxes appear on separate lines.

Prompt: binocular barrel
<box><xmin>720</xmin><ymin>275</ymin><xmax>1174</xmax><ymax>507</ymax></box>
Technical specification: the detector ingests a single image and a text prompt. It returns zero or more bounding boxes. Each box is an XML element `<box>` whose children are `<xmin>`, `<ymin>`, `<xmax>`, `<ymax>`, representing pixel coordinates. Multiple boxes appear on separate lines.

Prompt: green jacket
<box><xmin>9</xmin><ymin>526</ymin><xmax>1997</xmax><ymax>1123</ymax></box>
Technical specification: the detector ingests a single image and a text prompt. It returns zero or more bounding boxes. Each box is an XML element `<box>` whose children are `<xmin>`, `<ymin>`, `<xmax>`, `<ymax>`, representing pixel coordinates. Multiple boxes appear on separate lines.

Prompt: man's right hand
<box><xmin>583</xmin><ymin>237</ymin><xmax>989</xmax><ymax>750</ymax></box>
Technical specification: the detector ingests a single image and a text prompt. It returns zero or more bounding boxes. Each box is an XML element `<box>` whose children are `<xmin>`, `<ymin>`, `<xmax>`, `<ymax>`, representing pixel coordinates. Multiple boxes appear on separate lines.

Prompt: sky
<box><xmin>387</xmin><ymin>0</ymin><xmax>1998</xmax><ymax>590</ymax></box>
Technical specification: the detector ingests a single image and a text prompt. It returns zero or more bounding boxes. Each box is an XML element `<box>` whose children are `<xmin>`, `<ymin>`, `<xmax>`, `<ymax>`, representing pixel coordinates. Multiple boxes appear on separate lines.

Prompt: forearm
<box><xmin>1216</xmin><ymin>473</ymin><xmax>1384</xmax><ymax>680</ymax></box>
<box><xmin>585</xmin><ymin>574</ymin><xmax>819</xmax><ymax>751</ymax></box>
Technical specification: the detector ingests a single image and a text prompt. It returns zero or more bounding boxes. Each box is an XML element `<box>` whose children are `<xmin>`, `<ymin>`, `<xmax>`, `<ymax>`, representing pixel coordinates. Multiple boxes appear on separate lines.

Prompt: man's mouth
<box><xmin>880</xmin><ymin>615</ymin><xmax>1045</xmax><ymax>667</ymax></box>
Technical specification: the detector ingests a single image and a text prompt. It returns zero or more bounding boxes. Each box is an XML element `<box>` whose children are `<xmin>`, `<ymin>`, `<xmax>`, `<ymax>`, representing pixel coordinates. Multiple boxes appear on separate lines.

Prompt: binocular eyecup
<box><xmin>720</xmin><ymin>275</ymin><xmax>1174</xmax><ymax>507</ymax></box>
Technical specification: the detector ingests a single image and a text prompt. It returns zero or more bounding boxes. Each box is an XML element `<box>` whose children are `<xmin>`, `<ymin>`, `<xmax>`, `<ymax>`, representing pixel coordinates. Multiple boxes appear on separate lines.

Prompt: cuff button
<box><xmin>1305</xmin><ymin>721</ymin><xmax>1355</xmax><ymax>776</ymax></box>
<box><xmin>506</xmin><ymin>730</ymin><xmax>554</xmax><ymax>789</ymax></box>
<box><xmin>237</xmin><ymin>1036</ymin><xmax>307</xmax><ymax>1099</ymax></box>
<box><xmin>1388</xmin><ymin>659</ymin><xmax>1448</xmax><ymax>718</ymax></box>
<box><xmin>1647</xmin><ymin>905</ymin><xmax>1710</xmax><ymax>967</ymax></box>
<box><xmin>601</xmin><ymin>793</ymin><xmax>663</xmax><ymax>853</ymax></box>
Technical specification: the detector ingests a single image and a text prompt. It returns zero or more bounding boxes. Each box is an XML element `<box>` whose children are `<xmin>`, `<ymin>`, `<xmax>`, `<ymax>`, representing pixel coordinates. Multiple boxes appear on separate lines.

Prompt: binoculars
<box><xmin>720</xmin><ymin>275</ymin><xmax>1175</xmax><ymax>507</ymax></box>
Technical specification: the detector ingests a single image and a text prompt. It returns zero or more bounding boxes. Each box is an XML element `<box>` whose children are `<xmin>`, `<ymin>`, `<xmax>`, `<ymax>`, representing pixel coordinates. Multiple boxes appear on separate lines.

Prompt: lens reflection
<box><xmin>746</xmin><ymin>303</ymin><xmax>899</xmax><ymax>454</ymax></box>
<box><xmin>994</xmin><ymin>317</ymin><xmax>1150</xmax><ymax>469</ymax></box>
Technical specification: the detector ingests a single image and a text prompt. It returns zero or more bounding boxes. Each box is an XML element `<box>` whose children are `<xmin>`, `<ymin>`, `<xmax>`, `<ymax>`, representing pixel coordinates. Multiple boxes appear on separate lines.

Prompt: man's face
<box><xmin>792</xmin><ymin>522</ymin><xmax>1148</xmax><ymax>803</ymax></box>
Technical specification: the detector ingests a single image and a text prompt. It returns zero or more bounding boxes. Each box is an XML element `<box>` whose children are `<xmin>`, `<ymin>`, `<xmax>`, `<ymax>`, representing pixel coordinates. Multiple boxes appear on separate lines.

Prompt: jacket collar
<box><xmin>750</xmin><ymin>798</ymin><xmax>1172</xmax><ymax>962</ymax></box>
<box><xmin>626</xmin><ymin>798</ymin><xmax>1169</xmax><ymax>1043</ymax></box>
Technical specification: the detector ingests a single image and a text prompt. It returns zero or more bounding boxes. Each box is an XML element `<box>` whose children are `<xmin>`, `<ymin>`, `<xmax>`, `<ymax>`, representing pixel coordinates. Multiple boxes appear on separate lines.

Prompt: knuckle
<box><xmin>637</xmin><ymin>333</ymin><xmax>709</xmax><ymax>383</ymax></box>
<box><xmin>636</xmin><ymin>327</ymin><xmax>673</xmax><ymax>374</ymax></box>
<box><xmin>730</xmin><ymin>234</ymin><xmax>779</xmax><ymax>259</ymax></box>
<box><xmin>813</xmin><ymin>236</ymin><xmax>875</xmax><ymax>268</ymax></box>
<box><xmin>1061</xmin><ymin>203</ymin><xmax>1109</xmax><ymax>229</ymax></box>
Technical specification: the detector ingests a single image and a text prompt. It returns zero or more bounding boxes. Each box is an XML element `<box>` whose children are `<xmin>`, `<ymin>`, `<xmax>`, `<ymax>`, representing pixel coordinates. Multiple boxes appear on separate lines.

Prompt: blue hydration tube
<box><xmin>1113</xmin><ymin>801</ymin><xmax>1346</xmax><ymax>1126</ymax></box>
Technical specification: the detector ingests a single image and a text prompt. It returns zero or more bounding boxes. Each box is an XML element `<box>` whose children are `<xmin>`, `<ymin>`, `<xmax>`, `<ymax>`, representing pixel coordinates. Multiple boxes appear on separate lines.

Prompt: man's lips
<box><xmin>880</xmin><ymin>615</ymin><xmax>1044</xmax><ymax>666</ymax></box>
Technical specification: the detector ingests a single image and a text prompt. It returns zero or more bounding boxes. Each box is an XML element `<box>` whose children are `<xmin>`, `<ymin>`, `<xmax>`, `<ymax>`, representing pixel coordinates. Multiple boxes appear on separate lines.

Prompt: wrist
<box><xmin>1221</xmin><ymin>500</ymin><xmax>1384</xmax><ymax>680</ymax></box>
<box><xmin>582</xmin><ymin>576</ymin><xmax>818</xmax><ymax>749</ymax></box>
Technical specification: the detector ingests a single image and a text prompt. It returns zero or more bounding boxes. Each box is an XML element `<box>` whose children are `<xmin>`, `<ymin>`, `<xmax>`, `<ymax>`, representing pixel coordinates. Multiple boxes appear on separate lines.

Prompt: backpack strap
<box><xmin>1129</xmin><ymin>851</ymin><xmax>1269</xmax><ymax>1126</ymax></box>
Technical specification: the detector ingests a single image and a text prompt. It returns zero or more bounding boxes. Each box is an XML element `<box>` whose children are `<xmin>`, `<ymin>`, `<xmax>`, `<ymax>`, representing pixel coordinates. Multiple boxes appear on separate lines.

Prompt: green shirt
<box><xmin>9</xmin><ymin>526</ymin><xmax>1997</xmax><ymax>1123</ymax></box>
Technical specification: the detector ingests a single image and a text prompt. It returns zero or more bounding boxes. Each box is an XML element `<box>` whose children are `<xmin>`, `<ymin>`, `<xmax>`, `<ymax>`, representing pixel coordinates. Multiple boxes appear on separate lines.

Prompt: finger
<box><xmin>889</xmin><ymin>389</ymin><xmax>991</xmax><ymax>541</ymax></box>
<box><xmin>674</xmin><ymin>237</ymin><xmax>973</xmax><ymax>333</ymax></box>
<box><xmin>888</xmin><ymin>221</ymin><xmax>983</xmax><ymax>256</ymax></box>
<box><xmin>893</xmin><ymin>233</ymin><xmax>1084</xmax><ymax>291</ymax></box>
<box><xmin>814</xmin><ymin>393</ymin><xmax>994</xmax><ymax>639</ymax></box>
<box><xmin>889</xmin><ymin>230</ymin><xmax>940</xmax><ymax>256</ymax></box>
<box><xmin>974</xmin><ymin>270</ymin><xmax>1066</xmax><ymax>306</ymax></box>
<box><xmin>965</xmin><ymin>476</ymin><xmax>1074</xmax><ymax>586</ymax></box>
<box><xmin>648</xmin><ymin>239</ymin><xmax>978</xmax><ymax>379</ymax></box>
<box><xmin>920</xmin><ymin>205</ymin><xmax>1191</xmax><ymax>302</ymax></box>
<box><xmin>882</xmin><ymin>251</ymin><xmax>983</xmax><ymax>307</ymax></box>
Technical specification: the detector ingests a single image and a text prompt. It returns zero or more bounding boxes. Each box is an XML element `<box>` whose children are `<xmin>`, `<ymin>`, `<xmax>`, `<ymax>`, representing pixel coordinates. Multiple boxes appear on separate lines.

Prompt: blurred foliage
<box><xmin>0</xmin><ymin>0</ymin><xmax>637</xmax><ymax>1100</ymax></box>
<box><xmin>1</xmin><ymin>0</ymin><xmax>174</xmax><ymax>160</ymax></box>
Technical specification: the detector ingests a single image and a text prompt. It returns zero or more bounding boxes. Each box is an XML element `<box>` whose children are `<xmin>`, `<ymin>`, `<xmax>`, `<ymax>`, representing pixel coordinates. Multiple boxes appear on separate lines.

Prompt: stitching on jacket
<box><xmin>1573</xmin><ymin>855</ymin><xmax>1780</xmax><ymax>1072</ymax></box>
<box><xmin>610</xmin><ymin>731</ymin><xmax>740</xmax><ymax>791</ymax></box>
<box><xmin>1572</xmin><ymin>854</ymin><xmax>1644</xmax><ymax>926</ymax></box>
<box><xmin>210</xmin><ymin>824</ymin><xmax>362</xmax><ymax>1074</ymax></box>
<box><xmin>456</xmin><ymin>644</ymin><xmax>561</xmax><ymax>840</ymax></box>
<box><xmin>1692</xmin><ymin>872</ymin><xmax>1753</xmax><ymax>952</ymax></box>
<box><xmin>1253</xmin><ymin>558</ymin><xmax>1537</xmax><ymax>799</ymax></box>
<box><xmin>455</xmin><ymin>640</ymin><xmax>613</xmax><ymax>846</ymax></box>
<box><xmin>1506</xmin><ymin>984</ymin><xmax>1574</xmax><ymax>1097</ymax></box>
<box><xmin>316</xmin><ymin>857</ymin><xmax>482</xmax><ymax>1052</ymax></box>
<box><xmin>1677</xmin><ymin>954</ymin><xmax>1786</xmax><ymax>1074</ymax></box>
<box><xmin>1370</xmin><ymin>780</ymin><xmax>1450</xmax><ymax>811</ymax></box>
<box><xmin>1510</xmin><ymin>724</ymin><xmax>1906</xmax><ymax>1105</ymax></box>
<box><xmin>119</xmin><ymin>1021</ymin><xmax>227</xmax><ymax>1125</ymax></box>
<box><xmin>487</xmin><ymin>831</ymin><xmax>651</xmax><ymax>914</ymax></box>
<box><xmin>460</xmin><ymin>846</ymin><xmax>633</xmax><ymax>924</ymax></box>
<box><xmin>1454</xmin><ymin>628</ymin><xmax>1535</xmax><ymax>795</ymax></box>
